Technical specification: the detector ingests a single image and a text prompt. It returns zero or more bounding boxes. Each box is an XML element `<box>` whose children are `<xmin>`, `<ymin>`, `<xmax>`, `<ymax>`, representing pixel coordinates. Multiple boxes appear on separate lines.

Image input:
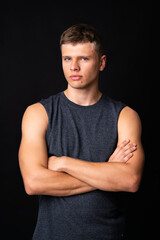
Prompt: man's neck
<box><xmin>64</xmin><ymin>86</ymin><xmax>102</xmax><ymax>106</ymax></box>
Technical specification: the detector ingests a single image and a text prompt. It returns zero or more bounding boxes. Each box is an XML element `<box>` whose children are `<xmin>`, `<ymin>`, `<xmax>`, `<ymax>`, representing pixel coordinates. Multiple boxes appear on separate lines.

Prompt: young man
<box><xmin>19</xmin><ymin>24</ymin><xmax>145</xmax><ymax>240</ymax></box>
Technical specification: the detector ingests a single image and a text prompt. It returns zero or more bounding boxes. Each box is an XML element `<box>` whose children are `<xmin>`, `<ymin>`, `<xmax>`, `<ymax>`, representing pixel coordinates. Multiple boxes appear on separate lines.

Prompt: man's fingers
<box><xmin>111</xmin><ymin>139</ymin><xmax>130</xmax><ymax>158</ymax></box>
<box><xmin>108</xmin><ymin>139</ymin><xmax>137</xmax><ymax>163</ymax></box>
<box><xmin>120</xmin><ymin>146</ymin><xmax>137</xmax><ymax>163</ymax></box>
<box><xmin>118</xmin><ymin>142</ymin><xmax>137</xmax><ymax>162</ymax></box>
<box><xmin>119</xmin><ymin>139</ymin><xmax>130</xmax><ymax>147</ymax></box>
<box><xmin>123</xmin><ymin>152</ymin><xmax>133</xmax><ymax>162</ymax></box>
<box><xmin>124</xmin><ymin>142</ymin><xmax>136</xmax><ymax>151</ymax></box>
<box><xmin>117</xmin><ymin>140</ymin><xmax>136</xmax><ymax>154</ymax></box>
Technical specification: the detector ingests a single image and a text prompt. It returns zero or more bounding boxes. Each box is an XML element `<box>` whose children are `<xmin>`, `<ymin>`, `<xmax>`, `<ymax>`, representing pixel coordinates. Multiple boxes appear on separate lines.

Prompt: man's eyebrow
<box><xmin>62</xmin><ymin>55</ymin><xmax>92</xmax><ymax>58</ymax></box>
<box><xmin>79</xmin><ymin>56</ymin><xmax>92</xmax><ymax>58</ymax></box>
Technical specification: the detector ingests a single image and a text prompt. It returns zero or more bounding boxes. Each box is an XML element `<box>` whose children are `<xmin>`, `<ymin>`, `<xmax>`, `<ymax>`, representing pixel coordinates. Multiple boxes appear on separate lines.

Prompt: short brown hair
<box><xmin>60</xmin><ymin>24</ymin><xmax>104</xmax><ymax>57</ymax></box>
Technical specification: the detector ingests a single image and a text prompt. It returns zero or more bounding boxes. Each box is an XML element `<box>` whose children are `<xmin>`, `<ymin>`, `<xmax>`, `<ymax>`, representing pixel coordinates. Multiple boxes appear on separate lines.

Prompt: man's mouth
<box><xmin>70</xmin><ymin>75</ymin><xmax>82</xmax><ymax>80</ymax></box>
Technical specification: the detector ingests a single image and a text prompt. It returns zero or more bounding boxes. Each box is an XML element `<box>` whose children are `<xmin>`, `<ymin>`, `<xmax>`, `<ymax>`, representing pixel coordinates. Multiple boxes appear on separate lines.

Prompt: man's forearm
<box><xmin>50</xmin><ymin>156</ymin><xmax>139</xmax><ymax>192</ymax></box>
<box><xmin>48</xmin><ymin>140</ymin><xmax>142</xmax><ymax>193</ymax></box>
<box><xmin>54</xmin><ymin>157</ymin><xmax>133</xmax><ymax>192</ymax></box>
<box><xmin>27</xmin><ymin>166</ymin><xmax>95</xmax><ymax>197</ymax></box>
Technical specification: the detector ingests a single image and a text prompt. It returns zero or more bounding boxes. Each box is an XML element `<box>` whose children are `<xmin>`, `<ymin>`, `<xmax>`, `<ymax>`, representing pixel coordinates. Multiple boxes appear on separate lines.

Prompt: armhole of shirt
<box><xmin>39</xmin><ymin>97</ymin><xmax>52</xmax><ymax>145</ymax></box>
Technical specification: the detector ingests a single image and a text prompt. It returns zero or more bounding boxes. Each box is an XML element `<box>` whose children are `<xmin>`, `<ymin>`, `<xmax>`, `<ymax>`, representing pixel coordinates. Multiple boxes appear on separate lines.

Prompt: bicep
<box><xmin>118</xmin><ymin>107</ymin><xmax>145</xmax><ymax>175</ymax></box>
<box><xmin>19</xmin><ymin>104</ymin><xmax>48</xmax><ymax>182</ymax></box>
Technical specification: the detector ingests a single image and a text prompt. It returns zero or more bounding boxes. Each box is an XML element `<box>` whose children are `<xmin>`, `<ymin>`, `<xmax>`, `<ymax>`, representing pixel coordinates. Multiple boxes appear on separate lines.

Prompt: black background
<box><xmin>1</xmin><ymin>1</ymin><xmax>158</xmax><ymax>240</ymax></box>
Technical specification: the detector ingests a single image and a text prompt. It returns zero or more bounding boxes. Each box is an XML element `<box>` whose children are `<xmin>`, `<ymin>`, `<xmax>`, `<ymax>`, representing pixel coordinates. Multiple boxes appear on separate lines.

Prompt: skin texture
<box><xmin>62</xmin><ymin>42</ymin><xmax>106</xmax><ymax>106</ymax></box>
<box><xmin>19</xmin><ymin>42</ymin><xmax>145</xmax><ymax>196</ymax></box>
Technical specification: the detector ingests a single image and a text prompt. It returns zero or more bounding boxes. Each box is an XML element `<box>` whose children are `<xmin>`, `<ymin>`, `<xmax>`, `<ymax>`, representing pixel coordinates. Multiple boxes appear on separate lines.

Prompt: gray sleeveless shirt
<box><xmin>33</xmin><ymin>92</ymin><xmax>127</xmax><ymax>240</ymax></box>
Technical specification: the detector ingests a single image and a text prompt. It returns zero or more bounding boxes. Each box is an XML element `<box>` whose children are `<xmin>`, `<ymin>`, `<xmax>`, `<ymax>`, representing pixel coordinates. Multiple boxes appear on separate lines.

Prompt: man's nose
<box><xmin>70</xmin><ymin>60</ymin><xmax>80</xmax><ymax>71</ymax></box>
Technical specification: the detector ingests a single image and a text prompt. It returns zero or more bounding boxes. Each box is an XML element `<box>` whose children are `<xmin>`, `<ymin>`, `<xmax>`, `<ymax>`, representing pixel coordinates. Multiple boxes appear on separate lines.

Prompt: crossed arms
<box><xmin>18</xmin><ymin>103</ymin><xmax>145</xmax><ymax>196</ymax></box>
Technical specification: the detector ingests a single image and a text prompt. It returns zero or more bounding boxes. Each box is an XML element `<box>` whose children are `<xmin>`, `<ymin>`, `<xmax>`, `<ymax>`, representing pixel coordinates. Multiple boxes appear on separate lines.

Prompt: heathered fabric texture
<box><xmin>33</xmin><ymin>92</ymin><xmax>127</xmax><ymax>240</ymax></box>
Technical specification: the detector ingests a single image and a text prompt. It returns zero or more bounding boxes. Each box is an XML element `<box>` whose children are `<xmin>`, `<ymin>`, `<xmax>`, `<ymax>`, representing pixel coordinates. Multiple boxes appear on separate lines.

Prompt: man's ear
<box><xmin>99</xmin><ymin>55</ymin><xmax>106</xmax><ymax>71</ymax></box>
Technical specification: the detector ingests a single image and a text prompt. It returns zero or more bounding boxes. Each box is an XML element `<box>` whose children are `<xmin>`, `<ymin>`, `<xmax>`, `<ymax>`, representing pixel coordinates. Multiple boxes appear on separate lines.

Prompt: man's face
<box><xmin>61</xmin><ymin>42</ymin><xmax>106</xmax><ymax>90</ymax></box>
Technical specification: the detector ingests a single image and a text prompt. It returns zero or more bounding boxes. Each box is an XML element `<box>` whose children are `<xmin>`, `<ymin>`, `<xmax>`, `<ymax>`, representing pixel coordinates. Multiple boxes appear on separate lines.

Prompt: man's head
<box><xmin>60</xmin><ymin>24</ymin><xmax>106</xmax><ymax>91</ymax></box>
<box><xmin>60</xmin><ymin>23</ymin><xmax>104</xmax><ymax>58</ymax></box>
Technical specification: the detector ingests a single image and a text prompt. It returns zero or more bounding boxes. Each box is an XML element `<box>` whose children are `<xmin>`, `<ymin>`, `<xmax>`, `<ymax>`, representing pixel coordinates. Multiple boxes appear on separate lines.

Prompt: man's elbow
<box><xmin>25</xmin><ymin>184</ymin><xmax>35</xmax><ymax>196</ymax></box>
<box><xmin>128</xmin><ymin>174</ymin><xmax>141</xmax><ymax>193</ymax></box>
<box><xmin>24</xmin><ymin>178</ymin><xmax>39</xmax><ymax>195</ymax></box>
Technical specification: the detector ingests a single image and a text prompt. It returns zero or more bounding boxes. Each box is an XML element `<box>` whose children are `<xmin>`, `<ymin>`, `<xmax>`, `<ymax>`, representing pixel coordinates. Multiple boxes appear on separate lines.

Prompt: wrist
<box><xmin>48</xmin><ymin>156</ymin><xmax>67</xmax><ymax>172</ymax></box>
<box><xmin>60</xmin><ymin>156</ymin><xmax>69</xmax><ymax>172</ymax></box>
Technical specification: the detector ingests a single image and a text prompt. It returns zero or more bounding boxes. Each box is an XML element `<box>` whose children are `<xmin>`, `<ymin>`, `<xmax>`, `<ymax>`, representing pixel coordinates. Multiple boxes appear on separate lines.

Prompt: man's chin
<box><xmin>68</xmin><ymin>80</ymin><xmax>94</xmax><ymax>90</ymax></box>
<box><xmin>68</xmin><ymin>82</ymin><xmax>86</xmax><ymax>90</ymax></box>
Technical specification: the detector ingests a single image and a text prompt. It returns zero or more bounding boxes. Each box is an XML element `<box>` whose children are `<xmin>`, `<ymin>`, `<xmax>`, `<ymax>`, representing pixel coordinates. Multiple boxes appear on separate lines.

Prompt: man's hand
<box><xmin>108</xmin><ymin>139</ymin><xmax>137</xmax><ymax>163</ymax></box>
<box><xmin>48</xmin><ymin>156</ymin><xmax>64</xmax><ymax>171</ymax></box>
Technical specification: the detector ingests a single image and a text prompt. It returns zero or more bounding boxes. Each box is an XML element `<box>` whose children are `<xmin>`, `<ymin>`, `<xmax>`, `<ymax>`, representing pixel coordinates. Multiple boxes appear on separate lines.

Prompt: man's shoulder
<box><xmin>119</xmin><ymin>106</ymin><xmax>140</xmax><ymax>121</ymax></box>
<box><xmin>118</xmin><ymin>106</ymin><xmax>142</xmax><ymax>137</ymax></box>
<box><xmin>25</xmin><ymin>102</ymin><xmax>46</xmax><ymax>116</ymax></box>
<box><xmin>22</xmin><ymin>103</ymin><xmax>48</xmax><ymax>131</ymax></box>
<box><xmin>35</xmin><ymin>92</ymin><xmax>62</xmax><ymax>120</ymax></box>
<box><xmin>39</xmin><ymin>92</ymin><xmax>62</xmax><ymax>105</ymax></box>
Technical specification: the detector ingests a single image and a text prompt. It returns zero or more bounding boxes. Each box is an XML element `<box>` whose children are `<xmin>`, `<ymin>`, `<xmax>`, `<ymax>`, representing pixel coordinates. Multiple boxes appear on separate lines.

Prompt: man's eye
<box><xmin>64</xmin><ymin>58</ymin><xmax>71</xmax><ymax>61</ymax></box>
<box><xmin>82</xmin><ymin>57</ymin><xmax>88</xmax><ymax>61</ymax></box>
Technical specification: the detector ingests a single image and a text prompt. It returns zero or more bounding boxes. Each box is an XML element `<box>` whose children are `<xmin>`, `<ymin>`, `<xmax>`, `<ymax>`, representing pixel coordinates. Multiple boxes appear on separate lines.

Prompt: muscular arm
<box><xmin>18</xmin><ymin>103</ymin><xmax>95</xmax><ymax>197</ymax></box>
<box><xmin>49</xmin><ymin>107</ymin><xmax>145</xmax><ymax>192</ymax></box>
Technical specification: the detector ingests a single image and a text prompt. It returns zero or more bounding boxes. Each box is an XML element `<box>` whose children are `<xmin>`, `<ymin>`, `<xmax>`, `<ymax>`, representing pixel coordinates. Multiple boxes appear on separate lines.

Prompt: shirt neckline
<box><xmin>61</xmin><ymin>91</ymin><xmax>104</xmax><ymax>110</ymax></box>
